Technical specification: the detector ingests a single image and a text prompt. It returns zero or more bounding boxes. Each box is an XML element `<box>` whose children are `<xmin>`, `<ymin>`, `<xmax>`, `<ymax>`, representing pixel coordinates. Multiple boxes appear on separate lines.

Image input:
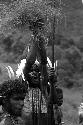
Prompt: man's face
<box><xmin>9</xmin><ymin>93</ymin><xmax>26</xmax><ymax>117</ymax></box>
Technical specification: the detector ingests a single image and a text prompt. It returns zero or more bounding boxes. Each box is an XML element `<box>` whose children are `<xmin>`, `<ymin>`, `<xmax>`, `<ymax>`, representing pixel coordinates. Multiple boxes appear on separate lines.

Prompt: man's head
<box><xmin>28</xmin><ymin>63</ymin><xmax>40</xmax><ymax>88</ymax></box>
<box><xmin>9</xmin><ymin>93</ymin><xmax>26</xmax><ymax>117</ymax></box>
<box><xmin>0</xmin><ymin>79</ymin><xmax>28</xmax><ymax>117</ymax></box>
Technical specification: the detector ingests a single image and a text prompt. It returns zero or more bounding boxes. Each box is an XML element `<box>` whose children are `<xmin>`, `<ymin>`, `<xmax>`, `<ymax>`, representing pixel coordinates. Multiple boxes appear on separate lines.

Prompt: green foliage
<box><xmin>58</xmin><ymin>59</ymin><xmax>74</xmax><ymax>75</ymax></box>
<box><xmin>48</xmin><ymin>34</ymin><xmax>63</xmax><ymax>46</ymax></box>
<box><xmin>0</xmin><ymin>31</ymin><xmax>27</xmax><ymax>63</ymax></box>
<box><xmin>60</xmin><ymin>38</ymin><xmax>70</xmax><ymax>49</ymax></box>
<box><xmin>60</xmin><ymin>38</ymin><xmax>75</xmax><ymax>49</ymax></box>
<box><xmin>3</xmin><ymin>36</ymin><xmax>13</xmax><ymax>52</ymax></box>
<box><xmin>57</xmin><ymin>59</ymin><xmax>74</xmax><ymax>88</ymax></box>
<box><xmin>47</xmin><ymin>45</ymin><xmax>64</xmax><ymax>61</ymax></box>
<box><xmin>12</xmin><ymin>41</ymin><xmax>25</xmax><ymax>55</ymax></box>
<box><xmin>48</xmin><ymin>34</ymin><xmax>75</xmax><ymax>49</ymax></box>
<box><xmin>0</xmin><ymin>52</ymin><xmax>15</xmax><ymax>63</ymax></box>
<box><xmin>77</xmin><ymin>37</ymin><xmax>83</xmax><ymax>52</ymax></box>
<box><xmin>68</xmin><ymin>39</ymin><xmax>75</xmax><ymax>46</ymax></box>
<box><xmin>63</xmin><ymin>77</ymin><xmax>74</xmax><ymax>88</ymax></box>
<box><xmin>64</xmin><ymin>46</ymin><xmax>81</xmax><ymax>71</ymax></box>
<box><xmin>77</xmin><ymin>78</ymin><xmax>83</xmax><ymax>88</ymax></box>
<box><xmin>0</xmin><ymin>67</ymin><xmax>2</xmax><ymax>75</ymax></box>
<box><xmin>0</xmin><ymin>0</ymin><xmax>83</xmax><ymax>89</ymax></box>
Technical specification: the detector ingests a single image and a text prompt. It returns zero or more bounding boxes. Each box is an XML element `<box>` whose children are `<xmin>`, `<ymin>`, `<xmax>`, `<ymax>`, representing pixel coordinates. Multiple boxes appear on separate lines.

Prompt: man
<box><xmin>15</xmin><ymin>9</ymin><xmax>63</xmax><ymax>124</ymax></box>
<box><xmin>0</xmin><ymin>79</ymin><xmax>28</xmax><ymax>125</ymax></box>
<box><xmin>22</xmin><ymin>44</ymin><xmax>63</xmax><ymax>125</ymax></box>
<box><xmin>23</xmin><ymin>13</ymin><xmax>48</xmax><ymax>92</ymax></box>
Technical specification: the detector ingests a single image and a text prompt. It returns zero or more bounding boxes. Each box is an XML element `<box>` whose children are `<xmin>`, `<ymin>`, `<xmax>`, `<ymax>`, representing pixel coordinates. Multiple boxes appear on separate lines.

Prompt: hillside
<box><xmin>0</xmin><ymin>0</ymin><xmax>82</xmax><ymax>88</ymax></box>
<box><xmin>0</xmin><ymin>2</ymin><xmax>82</xmax><ymax>124</ymax></box>
<box><xmin>60</xmin><ymin>0</ymin><xmax>83</xmax><ymax>39</ymax></box>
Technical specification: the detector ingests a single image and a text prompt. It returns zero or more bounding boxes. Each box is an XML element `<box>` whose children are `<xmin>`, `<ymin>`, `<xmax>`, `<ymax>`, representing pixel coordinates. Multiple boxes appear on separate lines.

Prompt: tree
<box><xmin>12</xmin><ymin>41</ymin><xmax>25</xmax><ymax>55</ymax></box>
<box><xmin>58</xmin><ymin>59</ymin><xmax>74</xmax><ymax>79</ymax></box>
<box><xmin>3</xmin><ymin>36</ymin><xmax>13</xmax><ymax>52</ymax></box>
<box><xmin>64</xmin><ymin>46</ymin><xmax>82</xmax><ymax>72</ymax></box>
<box><xmin>77</xmin><ymin>37</ymin><xmax>83</xmax><ymax>52</ymax></box>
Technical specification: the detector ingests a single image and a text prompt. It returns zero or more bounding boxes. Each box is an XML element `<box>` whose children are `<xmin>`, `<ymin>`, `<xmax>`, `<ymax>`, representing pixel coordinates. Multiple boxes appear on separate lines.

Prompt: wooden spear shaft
<box><xmin>49</xmin><ymin>13</ymin><xmax>56</xmax><ymax>125</ymax></box>
<box><xmin>51</xmin><ymin>1</ymin><xmax>56</xmax><ymax>124</ymax></box>
<box><xmin>52</xmin><ymin>15</ymin><xmax>55</xmax><ymax>67</ymax></box>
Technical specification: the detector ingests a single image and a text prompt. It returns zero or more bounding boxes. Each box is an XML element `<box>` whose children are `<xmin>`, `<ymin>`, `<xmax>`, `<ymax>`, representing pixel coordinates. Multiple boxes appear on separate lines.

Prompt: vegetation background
<box><xmin>0</xmin><ymin>0</ymin><xmax>82</xmax><ymax>125</ymax></box>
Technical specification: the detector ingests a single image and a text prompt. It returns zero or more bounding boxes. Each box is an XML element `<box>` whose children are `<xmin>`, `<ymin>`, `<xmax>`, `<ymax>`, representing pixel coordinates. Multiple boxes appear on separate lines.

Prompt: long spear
<box><xmin>47</xmin><ymin>10</ymin><xmax>56</xmax><ymax>125</ymax></box>
<box><xmin>52</xmin><ymin>14</ymin><xmax>55</xmax><ymax>68</ymax></box>
<box><xmin>50</xmin><ymin>0</ymin><xmax>56</xmax><ymax>124</ymax></box>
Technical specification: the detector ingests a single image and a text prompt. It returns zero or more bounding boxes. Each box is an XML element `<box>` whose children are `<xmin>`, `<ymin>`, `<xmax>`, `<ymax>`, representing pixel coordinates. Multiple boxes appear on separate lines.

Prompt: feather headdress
<box><xmin>6</xmin><ymin>66</ymin><xmax>15</xmax><ymax>80</ymax></box>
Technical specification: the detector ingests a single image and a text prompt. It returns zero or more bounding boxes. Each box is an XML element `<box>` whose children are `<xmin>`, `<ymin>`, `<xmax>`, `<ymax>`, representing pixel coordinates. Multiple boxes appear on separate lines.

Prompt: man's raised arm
<box><xmin>23</xmin><ymin>42</ymin><xmax>37</xmax><ymax>81</ymax></box>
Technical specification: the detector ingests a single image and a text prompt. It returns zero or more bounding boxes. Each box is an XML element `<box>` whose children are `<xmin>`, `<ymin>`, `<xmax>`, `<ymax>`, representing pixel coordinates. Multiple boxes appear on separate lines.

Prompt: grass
<box><xmin>0</xmin><ymin>62</ymin><xmax>82</xmax><ymax>125</ymax></box>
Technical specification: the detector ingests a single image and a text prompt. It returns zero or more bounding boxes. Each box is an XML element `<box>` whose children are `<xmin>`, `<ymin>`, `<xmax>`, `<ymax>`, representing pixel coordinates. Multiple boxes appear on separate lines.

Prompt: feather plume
<box><xmin>6</xmin><ymin>66</ymin><xmax>15</xmax><ymax>79</ymax></box>
<box><xmin>16</xmin><ymin>59</ymin><xmax>26</xmax><ymax>81</ymax></box>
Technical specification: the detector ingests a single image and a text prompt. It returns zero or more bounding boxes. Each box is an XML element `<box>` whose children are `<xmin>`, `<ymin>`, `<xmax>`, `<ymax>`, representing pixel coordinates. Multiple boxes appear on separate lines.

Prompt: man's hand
<box><xmin>54</xmin><ymin>87</ymin><xmax>63</xmax><ymax>106</ymax></box>
<box><xmin>35</xmin><ymin>34</ymin><xmax>47</xmax><ymax>65</ymax></box>
<box><xmin>48</xmin><ymin>67</ymin><xmax>57</xmax><ymax>84</ymax></box>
